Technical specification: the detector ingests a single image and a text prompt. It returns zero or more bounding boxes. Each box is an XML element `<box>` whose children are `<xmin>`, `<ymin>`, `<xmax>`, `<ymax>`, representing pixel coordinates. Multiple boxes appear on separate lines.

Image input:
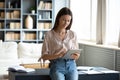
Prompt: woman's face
<box><xmin>58</xmin><ymin>15</ymin><xmax>71</xmax><ymax>29</ymax></box>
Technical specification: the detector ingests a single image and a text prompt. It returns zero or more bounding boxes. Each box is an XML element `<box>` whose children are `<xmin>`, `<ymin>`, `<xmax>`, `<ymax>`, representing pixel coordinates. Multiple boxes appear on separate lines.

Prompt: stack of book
<box><xmin>38</xmin><ymin>22</ymin><xmax>52</xmax><ymax>29</ymax></box>
<box><xmin>38</xmin><ymin>1</ymin><xmax>52</xmax><ymax>10</ymax></box>
<box><xmin>5</xmin><ymin>32</ymin><xmax>20</xmax><ymax>40</ymax></box>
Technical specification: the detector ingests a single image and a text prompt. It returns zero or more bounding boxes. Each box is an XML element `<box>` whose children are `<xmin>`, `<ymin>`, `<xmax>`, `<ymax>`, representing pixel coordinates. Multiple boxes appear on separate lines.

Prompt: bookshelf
<box><xmin>0</xmin><ymin>0</ymin><xmax>53</xmax><ymax>43</ymax></box>
<box><xmin>0</xmin><ymin>0</ymin><xmax>69</xmax><ymax>43</ymax></box>
<box><xmin>37</xmin><ymin>0</ymin><xmax>52</xmax><ymax>43</ymax></box>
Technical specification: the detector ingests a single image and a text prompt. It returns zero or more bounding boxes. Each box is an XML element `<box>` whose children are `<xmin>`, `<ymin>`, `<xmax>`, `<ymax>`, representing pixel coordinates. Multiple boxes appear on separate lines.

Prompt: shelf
<box><xmin>22</xmin><ymin>13</ymin><xmax>37</xmax><ymax>16</ymax></box>
<box><xmin>0</xmin><ymin>0</ymin><xmax>69</xmax><ymax>43</ymax></box>
<box><xmin>38</xmin><ymin>19</ymin><xmax>52</xmax><ymax>21</ymax></box>
<box><xmin>6</xmin><ymin>8</ymin><xmax>21</xmax><ymax>10</ymax></box>
<box><xmin>38</xmin><ymin>29</ymin><xmax>51</xmax><ymax>31</ymax></box>
<box><xmin>37</xmin><ymin>9</ymin><xmax>52</xmax><ymax>11</ymax></box>
<box><xmin>5</xmin><ymin>18</ymin><xmax>21</xmax><ymax>21</ymax></box>
<box><xmin>0</xmin><ymin>0</ymin><xmax>53</xmax><ymax>43</ymax></box>
<box><xmin>0</xmin><ymin>19</ymin><xmax>5</xmax><ymax>20</ymax></box>
<box><xmin>5</xmin><ymin>40</ymin><xmax>21</xmax><ymax>42</ymax></box>
<box><xmin>5</xmin><ymin>29</ymin><xmax>21</xmax><ymax>31</ymax></box>
<box><xmin>0</xmin><ymin>8</ymin><xmax>5</xmax><ymax>10</ymax></box>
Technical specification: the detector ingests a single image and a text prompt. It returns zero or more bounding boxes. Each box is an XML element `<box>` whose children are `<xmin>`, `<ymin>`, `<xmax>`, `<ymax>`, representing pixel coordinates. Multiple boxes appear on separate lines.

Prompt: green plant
<box><xmin>30</xmin><ymin>6</ymin><xmax>36</xmax><ymax>10</ymax></box>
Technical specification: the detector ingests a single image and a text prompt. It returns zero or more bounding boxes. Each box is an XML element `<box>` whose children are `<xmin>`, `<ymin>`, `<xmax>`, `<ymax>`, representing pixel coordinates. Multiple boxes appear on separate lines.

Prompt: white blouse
<box><xmin>42</xmin><ymin>30</ymin><xmax>78</xmax><ymax>55</ymax></box>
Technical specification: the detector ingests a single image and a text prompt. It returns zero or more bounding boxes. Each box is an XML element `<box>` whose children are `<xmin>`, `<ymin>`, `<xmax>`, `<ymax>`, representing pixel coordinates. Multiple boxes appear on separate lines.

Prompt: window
<box><xmin>70</xmin><ymin>0</ymin><xmax>120</xmax><ymax>46</ymax></box>
<box><xmin>105</xmin><ymin>0</ymin><xmax>120</xmax><ymax>46</ymax></box>
<box><xmin>70</xmin><ymin>0</ymin><xmax>97</xmax><ymax>41</ymax></box>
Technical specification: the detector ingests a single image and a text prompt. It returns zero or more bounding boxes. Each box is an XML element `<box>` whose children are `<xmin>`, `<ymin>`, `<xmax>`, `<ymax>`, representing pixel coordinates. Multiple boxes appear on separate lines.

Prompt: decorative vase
<box><xmin>25</xmin><ymin>15</ymin><xmax>33</xmax><ymax>29</ymax></box>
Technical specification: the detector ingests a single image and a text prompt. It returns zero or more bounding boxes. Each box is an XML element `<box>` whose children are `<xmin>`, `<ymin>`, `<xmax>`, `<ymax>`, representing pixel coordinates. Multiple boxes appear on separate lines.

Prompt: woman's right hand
<box><xmin>57</xmin><ymin>47</ymin><xmax>67</xmax><ymax>58</ymax></box>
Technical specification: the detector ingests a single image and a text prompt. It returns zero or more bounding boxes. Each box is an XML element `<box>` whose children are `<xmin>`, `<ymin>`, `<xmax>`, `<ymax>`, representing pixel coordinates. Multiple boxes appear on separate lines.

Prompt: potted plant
<box><xmin>30</xmin><ymin>6</ymin><xmax>36</xmax><ymax>14</ymax></box>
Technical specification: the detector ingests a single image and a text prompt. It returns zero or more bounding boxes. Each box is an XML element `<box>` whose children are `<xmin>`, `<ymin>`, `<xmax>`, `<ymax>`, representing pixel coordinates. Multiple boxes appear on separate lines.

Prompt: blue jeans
<box><xmin>49</xmin><ymin>59</ymin><xmax>78</xmax><ymax>80</ymax></box>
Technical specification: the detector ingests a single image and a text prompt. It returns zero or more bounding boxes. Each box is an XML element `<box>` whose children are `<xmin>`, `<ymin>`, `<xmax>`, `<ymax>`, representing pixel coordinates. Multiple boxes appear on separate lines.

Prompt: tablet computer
<box><xmin>62</xmin><ymin>49</ymin><xmax>82</xmax><ymax>59</ymax></box>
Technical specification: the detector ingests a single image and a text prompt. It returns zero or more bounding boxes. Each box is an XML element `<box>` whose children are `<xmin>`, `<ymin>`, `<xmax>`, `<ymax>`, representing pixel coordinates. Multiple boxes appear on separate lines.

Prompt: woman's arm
<box><xmin>40</xmin><ymin>47</ymin><xmax>67</xmax><ymax>60</ymax></box>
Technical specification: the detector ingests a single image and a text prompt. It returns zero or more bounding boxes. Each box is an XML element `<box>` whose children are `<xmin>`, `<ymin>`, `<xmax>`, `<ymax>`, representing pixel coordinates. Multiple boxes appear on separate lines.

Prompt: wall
<box><xmin>77</xmin><ymin>43</ymin><xmax>120</xmax><ymax>71</ymax></box>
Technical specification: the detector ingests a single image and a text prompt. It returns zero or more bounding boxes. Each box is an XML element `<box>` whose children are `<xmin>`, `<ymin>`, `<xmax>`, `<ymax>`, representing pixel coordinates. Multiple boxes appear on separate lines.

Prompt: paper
<box><xmin>77</xmin><ymin>66</ymin><xmax>93</xmax><ymax>71</ymax></box>
<box><xmin>81</xmin><ymin>70</ymin><xmax>103</xmax><ymax>74</ymax></box>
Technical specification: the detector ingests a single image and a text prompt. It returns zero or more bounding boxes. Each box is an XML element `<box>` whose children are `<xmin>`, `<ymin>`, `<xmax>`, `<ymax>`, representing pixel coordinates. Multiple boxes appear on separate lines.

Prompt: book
<box><xmin>80</xmin><ymin>70</ymin><xmax>103</xmax><ymax>74</ymax></box>
<box><xmin>38</xmin><ymin>1</ymin><xmax>44</xmax><ymax>9</ymax></box>
<box><xmin>8</xmin><ymin>65</ymin><xmax>35</xmax><ymax>73</ymax></box>
<box><xmin>77</xmin><ymin>66</ymin><xmax>93</xmax><ymax>71</ymax></box>
<box><xmin>77</xmin><ymin>66</ymin><xmax>103</xmax><ymax>74</ymax></box>
<box><xmin>98</xmin><ymin>70</ymin><xmax>119</xmax><ymax>73</ymax></box>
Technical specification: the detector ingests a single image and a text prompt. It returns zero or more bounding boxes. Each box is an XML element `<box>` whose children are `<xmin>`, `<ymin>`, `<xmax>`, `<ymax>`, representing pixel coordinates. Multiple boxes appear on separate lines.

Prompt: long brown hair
<box><xmin>52</xmin><ymin>7</ymin><xmax>73</xmax><ymax>30</ymax></box>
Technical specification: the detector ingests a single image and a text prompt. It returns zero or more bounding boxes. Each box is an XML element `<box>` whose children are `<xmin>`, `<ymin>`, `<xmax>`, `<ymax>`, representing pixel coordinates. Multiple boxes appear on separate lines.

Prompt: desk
<box><xmin>9</xmin><ymin>67</ymin><xmax>119</xmax><ymax>80</ymax></box>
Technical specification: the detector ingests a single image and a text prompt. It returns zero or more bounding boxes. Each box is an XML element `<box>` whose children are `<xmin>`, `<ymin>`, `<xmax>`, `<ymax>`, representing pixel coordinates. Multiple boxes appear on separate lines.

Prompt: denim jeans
<box><xmin>49</xmin><ymin>59</ymin><xmax>78</xmax><ymax>80</ymax></box>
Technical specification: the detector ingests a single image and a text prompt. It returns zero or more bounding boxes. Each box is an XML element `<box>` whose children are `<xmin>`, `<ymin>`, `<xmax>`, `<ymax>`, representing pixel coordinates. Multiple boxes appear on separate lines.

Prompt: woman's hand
<box><xmin>57</xmin><ymin>47</ymin><xmax>67</xmax><ymax>58</ymax></box>
<box><xmin>38</xmin><ymin>57</ymin><xmax>41</xmax><ymax>62</ymax></box>
<box><xmin>71</xmin><ymin>52</ymin><xmax>80</xmax><ymax>60</ymax></box>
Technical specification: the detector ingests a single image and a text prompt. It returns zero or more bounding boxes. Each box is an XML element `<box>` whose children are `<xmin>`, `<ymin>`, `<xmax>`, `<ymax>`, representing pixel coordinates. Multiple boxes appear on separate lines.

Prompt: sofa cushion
<box><xmin>19</xmin><ymin>58</ymin><xmax>40</xmax><ymax>64</ymax></box>
<box><xmin>0</xmin><ymin>40</ymin><xmax>2</xmax><ymax>48</ymax></box>
<box><xmin>0</xmin><ymin>42</ymin><xmax>18</xmax><ymax>59</ymax></box>
<box><xmin>18</xmin><ymin>42</ymin><xmax>43</xmax><ymax>63</ymax></box>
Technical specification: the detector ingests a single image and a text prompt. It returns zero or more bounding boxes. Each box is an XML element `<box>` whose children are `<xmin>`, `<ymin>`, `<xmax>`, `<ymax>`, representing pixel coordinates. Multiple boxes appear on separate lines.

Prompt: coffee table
<box><xmin>9</xmin><ymin>69</ymin><xmax>50</xmax><ymax>80</ymax></box>
<box><xmin>9</xmin><ymin>67</ymin><xmax>119</xmax><ymax>80</ymax></box>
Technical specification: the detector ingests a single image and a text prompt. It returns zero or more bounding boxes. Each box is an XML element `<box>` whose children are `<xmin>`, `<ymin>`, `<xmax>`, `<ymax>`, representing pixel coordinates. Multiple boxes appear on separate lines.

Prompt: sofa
<box><xmin>0</xmin><ymin>40</ymin><xmax>49</xmax><ymax>80</ymax></box>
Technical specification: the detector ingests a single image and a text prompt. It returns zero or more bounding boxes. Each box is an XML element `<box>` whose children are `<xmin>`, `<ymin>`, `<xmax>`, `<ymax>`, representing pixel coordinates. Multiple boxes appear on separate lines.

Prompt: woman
<box><xmin>39</xmin><ymin>7</ymin><xmax>80</xmax><ymax>80</ymax></box>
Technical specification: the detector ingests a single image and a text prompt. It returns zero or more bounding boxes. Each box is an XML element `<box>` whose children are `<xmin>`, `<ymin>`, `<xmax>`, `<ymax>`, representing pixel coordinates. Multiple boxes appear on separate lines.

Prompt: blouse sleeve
<box><xmin>41</xmin><ymin>32</ymin><xmax>49</xmax><ymax>55</ymax></box>
<box><xmin>73</xmin><ymin>31</ymin><xmax>79</xmax><ymax>49</ymax></box>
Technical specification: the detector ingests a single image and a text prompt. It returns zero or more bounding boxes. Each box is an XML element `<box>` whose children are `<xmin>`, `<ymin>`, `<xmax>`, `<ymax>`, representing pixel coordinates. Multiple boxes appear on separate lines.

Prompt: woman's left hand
<box><xmin>71</xmin><ymin>52</ymin><xmax>80</xmax><ymax>60</ymax></box>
